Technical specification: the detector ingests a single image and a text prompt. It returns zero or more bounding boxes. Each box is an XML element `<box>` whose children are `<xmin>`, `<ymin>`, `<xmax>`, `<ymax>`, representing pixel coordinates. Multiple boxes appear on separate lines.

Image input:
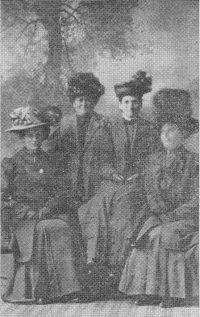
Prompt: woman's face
<box><xmin>23</xmin><ymin>126</ymin><xmax>47</xmax><ymax>150</ymax></box>
<box><xmin>119</xmin><ymin>95</ymin><xmax>142</xmax><ymax>119</ymax></box>
<box><xmin>161</xmin><ymin>123</ymin><xmax>183</xmax><ymax>150</ymax></box>
<box><xmin>73</xmin><ymin>96</ymin><xmax>94</xmax><ymax>116</ymax></box>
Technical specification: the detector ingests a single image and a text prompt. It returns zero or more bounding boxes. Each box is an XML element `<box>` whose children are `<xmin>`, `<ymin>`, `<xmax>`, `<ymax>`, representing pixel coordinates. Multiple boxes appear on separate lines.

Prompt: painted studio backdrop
<box><xmin>1</xmin><ymin>0</ymin><xmax>199</xmax><ymax>158</ymax></box>
<box><xmin>0</xmin><ymin>0</ymin><xmax>199</xmax><ymax>314</ymax></box>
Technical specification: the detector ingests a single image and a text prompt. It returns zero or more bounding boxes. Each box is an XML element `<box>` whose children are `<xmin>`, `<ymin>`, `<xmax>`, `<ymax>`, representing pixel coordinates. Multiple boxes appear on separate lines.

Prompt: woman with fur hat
<box><xmin>58</xmin><ymin>72</ymin><xmax>113</xmax><ymax>202</ymax></box>
<box><xmin>119</xmin><ymin>88</ymin><xmax>199</xmax><ymax>307</ymax></box>
<box><xmin>1</xmin><ymin>106</ymin><xmax>84</xmax><ymax>304</ymax></box>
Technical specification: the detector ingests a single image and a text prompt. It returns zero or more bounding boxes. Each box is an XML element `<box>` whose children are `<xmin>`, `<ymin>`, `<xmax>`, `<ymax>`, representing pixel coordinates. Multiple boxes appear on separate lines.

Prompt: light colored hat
<box><xmin>5</xmin><ymin>107</ymin><xmax>48</xmax><ymax>132</ymax></box>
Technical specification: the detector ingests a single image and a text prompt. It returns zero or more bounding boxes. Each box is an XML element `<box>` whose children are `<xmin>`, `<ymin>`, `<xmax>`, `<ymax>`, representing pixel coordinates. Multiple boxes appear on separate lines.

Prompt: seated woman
<box><xmin>119</xmin><ymin>89</ymin><xmax>199</xmax><ymax>308</ymax></box>
<box><xmin>1</xmin><ymin>106</ymin><xmax>84</xmax><ymax>304</ymax></box>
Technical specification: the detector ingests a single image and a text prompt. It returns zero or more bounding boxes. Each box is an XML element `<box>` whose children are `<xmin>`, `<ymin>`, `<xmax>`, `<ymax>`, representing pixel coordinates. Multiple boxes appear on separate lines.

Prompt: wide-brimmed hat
<box><xmin>6</xmin><ymin>106</ymin><xmax>62</xmax><ymax>132</ymax></box>
<box><xmin>67</xmin><ymin>72</ymin><xmax>105</xmax><ymax>102</ymax></box>
<box><xmin>153</xmin><ymin>88</ymin><xmax>199</xmax><ymax>133</ymax></box>
<box><xmin>114</xmin><ymin>70</ymin><xmax>152</xmax><ymax>100</ymax></box>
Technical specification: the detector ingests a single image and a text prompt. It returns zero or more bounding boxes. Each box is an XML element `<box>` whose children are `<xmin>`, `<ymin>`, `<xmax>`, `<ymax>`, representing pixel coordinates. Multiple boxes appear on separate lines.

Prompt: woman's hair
<box><xmin>118</xmin><ymin>94</ymin><xmax>142</xmax><ymax>103</ymax></box>
<box><xmin>160</xmin><ymin>122</ymin><xmax>191</xmax><ymax>139</ymax></box>
<box><xmin>69</xmin><ymin>94</ymin><xmax>100</xmax><ymax>106</ymax></box>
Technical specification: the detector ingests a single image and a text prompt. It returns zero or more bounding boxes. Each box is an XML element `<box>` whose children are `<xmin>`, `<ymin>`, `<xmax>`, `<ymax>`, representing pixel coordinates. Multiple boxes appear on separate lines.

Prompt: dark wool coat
<box><xmin>58</xmin><ymin>111</ymin><xmax>113</xmax><ymax>201</ymax></box>
<box><xmin>102</xmin><ymin>115</ymin><xmax>161</xmax><ymax>178</ymax></box>
<box><xmin>78</xmin><ymin>115</ymin><xmax>161</xmax><ymax>269</ymax></box>
<box><xmin>136</xmin><ymin>147</ymin><xmax>199</xmax><ymax>246</ymax></box>
<box><xmin>1</xmin><ymin>147</ymin><xmax>83</xmax><ymax>301</ymax></box>
<box><xmin>119</xmin><ymin>147</ymin><xmax>199</xmax><ymax>298</ymax></box>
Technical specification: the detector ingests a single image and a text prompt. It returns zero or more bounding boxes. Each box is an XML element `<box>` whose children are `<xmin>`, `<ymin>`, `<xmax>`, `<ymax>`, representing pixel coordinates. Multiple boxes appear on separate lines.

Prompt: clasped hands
<box><xmin>112</xmin><ymin>173</ymin><xmax>139</xmax><ymax>184</ymax></box>
<box><xmin>26</xmin><ymin>206</ymin><xmax>51</xmax><ymax>220</ymax></box>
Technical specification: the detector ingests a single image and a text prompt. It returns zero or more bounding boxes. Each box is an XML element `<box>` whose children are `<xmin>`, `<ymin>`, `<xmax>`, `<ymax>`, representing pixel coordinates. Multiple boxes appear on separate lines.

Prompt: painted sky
<box><xmin>1</xmin><ymin>0</ymin><xmax>199</xmax><ymax>157</ymax></box>
<box><xmin>1</xmin><ymin>0</ymin><xmax>198</xmax><ymax>116</ymax></box>
<box><xmin>93</xmin><ymin>0</ymin><xmax>199</xmax><ymax>117</ymax></box>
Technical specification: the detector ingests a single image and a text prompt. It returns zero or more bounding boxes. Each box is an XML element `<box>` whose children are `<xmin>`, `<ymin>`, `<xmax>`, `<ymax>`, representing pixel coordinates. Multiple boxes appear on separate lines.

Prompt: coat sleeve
<box><xmin>43</xmin><ymin>153</ymin><xmax>76</xmax><ymax>214</ymax></box>
<box><xmin>1</xmin><ymin>157</ymin><xmax>30</xmax><ymax>222</ymax></box>
<box><xmin>44</xmin><ymin>169</ymin><xmax>76</xmax><ymax>215</ymax></box>
<box><xmin>1</xmin><ymin>157</ymin><xmax>15</xmax><ymax>201</ymax></box>
<box><xmin>165</xmin><ymin>157</ymin><xmax>199</xmax><ymax>223</ymax></box>
<box><xmin>134</xmin><ymin>123</ymin><xmax>163</xmax><ymax>177</ymax></box>
<box><xmin>88</xmin><ymin>119</ymin><xmax>116</xmax><ymax>180</ymax></box>
<box><xmin>145</xmin><ymin>155</ymin><xmax>169</xmax><ymax>216</ymax></box>
<box><xmin>169</xmin><ymin>184</ymin><xmax>199</xmax><ymax>222</ymax></box>
<box><xmin>98</xmin><ymin>120</ymin><xmax>116</xmax><ymax>179</ymax></box>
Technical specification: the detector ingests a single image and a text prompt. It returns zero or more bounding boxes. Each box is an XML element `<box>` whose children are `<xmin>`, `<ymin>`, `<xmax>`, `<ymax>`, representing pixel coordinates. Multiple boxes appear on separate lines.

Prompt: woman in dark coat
<box><xmin>1</xmin><ymin>106</ymin><xmax>83</xmax><ymax>304</ymax></box>
<box><xmin>119</xmin><ymin>89</ymin><xmax>199</xmax><ymax>307</ymax></box>
<box><xmin>78</xmin><ymin>72</ymin><xmax>160</xmax><ymax>298</ymax></box>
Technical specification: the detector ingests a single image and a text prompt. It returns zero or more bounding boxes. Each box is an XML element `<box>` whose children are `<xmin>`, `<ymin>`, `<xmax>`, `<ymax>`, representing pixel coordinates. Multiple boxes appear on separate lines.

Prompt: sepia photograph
<box><xmin>1</xmin><ymin>0</ymin><xmax>199</xmax><ymax>316</ymax></box>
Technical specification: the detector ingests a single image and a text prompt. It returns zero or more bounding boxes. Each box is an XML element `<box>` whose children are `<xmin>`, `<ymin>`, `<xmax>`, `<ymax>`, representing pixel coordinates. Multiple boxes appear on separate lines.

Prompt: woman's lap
<box><xmin>79</xmin><ymin>181</ymin><xmax>146</xmax><ymax>265</ymax></box>
<box><xmin>119</xmin><ymin>219</ymin><xmax>199</xmax><ymax>298</ymax></box>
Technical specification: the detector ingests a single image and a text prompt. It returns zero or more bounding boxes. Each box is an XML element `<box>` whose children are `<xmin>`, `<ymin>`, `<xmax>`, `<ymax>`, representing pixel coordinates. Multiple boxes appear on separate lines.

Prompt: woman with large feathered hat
<box><xmin>1</xmin><ymin>105</ymin><xmax>84</xmax><ymax>304</ymax></box>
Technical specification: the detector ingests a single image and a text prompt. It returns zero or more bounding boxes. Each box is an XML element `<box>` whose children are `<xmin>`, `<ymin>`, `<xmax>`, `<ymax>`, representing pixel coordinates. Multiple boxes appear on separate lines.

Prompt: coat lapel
<box><xmin>64</xmin><ymin>114</ymin><xmax>79</xmax><ymax>155</ymax></box>
<box><xmin>83</xmin><ymin>112</ymin><xmax>102</xmax><ymax>150</ymax></box>
<box><xmin>72</xmin><ymin>115</ymin><xmax>79</xmax><ymax>154</ymax></box>
<box><xmin>112</xmin><ymin>117</ymin><xmax>127</xmax><ymax>169</ymax></box>
<box><xmin>61</xmin><ymin>114</ymin><xmax>78</xmax><ymax>148</ymax></box>
<box><xmin>130</xmin><ymin>122</ymin><xmax>138</xmax><ymax>154</ymax></box>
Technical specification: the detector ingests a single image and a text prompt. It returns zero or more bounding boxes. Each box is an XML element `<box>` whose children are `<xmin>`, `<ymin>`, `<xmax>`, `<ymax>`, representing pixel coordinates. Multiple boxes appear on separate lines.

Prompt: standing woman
<box><xmin>58</xmin><ymin>72</ymin><xmax>112</xmax><ymax>203</ymax></box>
<box><xmin>1</xmin><ymin>106</ymin><xmax>83</xmax><ymax>304</ymax></box>
<box><xmin>119</xmin><ymin>89</ymin><xmax>199</xmax><ymax>307</ymax></box>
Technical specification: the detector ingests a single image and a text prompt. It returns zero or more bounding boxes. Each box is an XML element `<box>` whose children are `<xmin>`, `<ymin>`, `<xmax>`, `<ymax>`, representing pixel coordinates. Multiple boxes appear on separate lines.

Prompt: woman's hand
<box><xmin>3</xmin><ymin>199</ymin><xmax>18</xmax><ymax>209</ymax></box>
<box><xmin>26</xmin><ymin>210</ymin><xmax>36</xmax><ymax>219</ymax></box>
<box><xmin>39</xmin><ymin>207</ymin><xmax>51</xmax><ymax>220</ymax></box>
<box><xmin>148</xmin><ymin>226</ymin><xmax>161</xmax><ymax>241</ymax></box>
<box><xmin>126</xmin><ymin>174</ymin><xmax>139</xmax><ymax>183</ymax></box>
<box><xmin>112</xmin><ymin>173</ymin><xmax>124</xmax><ymax>183</ymax></box>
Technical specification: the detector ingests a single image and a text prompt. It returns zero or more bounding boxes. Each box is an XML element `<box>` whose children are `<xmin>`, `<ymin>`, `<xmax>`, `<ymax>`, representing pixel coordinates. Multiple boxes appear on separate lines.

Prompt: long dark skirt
<box><xmin>3</xmin><ymin>216</ymin><xmax>83</xmax><ymax>302</ymax></box>
<box><xmin>78</xmin><ymin>180</ymin><xmax>147</xmax><ymax>268</ymax></box>
<box><xmin>119</xmin><ymin>222</ymin><xmax>199</xmax><ymax>299</ymax></box>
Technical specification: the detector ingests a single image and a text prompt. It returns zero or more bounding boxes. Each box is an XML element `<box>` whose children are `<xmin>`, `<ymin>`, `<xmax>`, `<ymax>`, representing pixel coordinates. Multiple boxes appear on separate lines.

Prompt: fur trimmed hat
<box><xmin>114</xmin><ymin>70</ymin><xmax>152</xmax><ymax>100</ymax></box>
<box><xmin>67</xmin><ymin>72</ymin><xmax>105</xmax><ymax>102</ymax></box>
<box><xmin>153</xmin><ymin>88</ymin><xmax>199</xmax><ymax>133</ymax></box>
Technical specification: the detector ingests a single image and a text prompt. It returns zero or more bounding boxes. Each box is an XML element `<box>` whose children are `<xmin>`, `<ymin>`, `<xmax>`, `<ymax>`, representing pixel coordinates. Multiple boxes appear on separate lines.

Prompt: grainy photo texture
<box><xmin>1</xmin><ymin>1</ymin><xmax>199</xmax><ymax>317</ymax></box>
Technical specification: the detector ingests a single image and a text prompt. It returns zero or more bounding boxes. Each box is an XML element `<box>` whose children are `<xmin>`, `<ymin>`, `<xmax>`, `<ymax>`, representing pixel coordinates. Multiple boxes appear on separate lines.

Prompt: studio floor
<box><xmin>1</xmin><ymin>254</ymin><xmax>199</xmax><ymax>317</ymax></box>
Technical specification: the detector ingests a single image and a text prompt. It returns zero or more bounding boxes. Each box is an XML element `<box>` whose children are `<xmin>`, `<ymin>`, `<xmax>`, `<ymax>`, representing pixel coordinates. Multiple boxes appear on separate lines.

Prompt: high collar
<box><xmin>123</xmin><ymin>118</ymin><xmax>138</xmax><ymax>125</ymax></box>
<box><xmin>23</xmin><ymin>146</ymin><xmax>44</xmax><ymax>157</ymax></box>
<box><xmin>76</xmin><ymin>112</ymin><xmax>92</xmax><ymax>125</ymax></box>
<box><xmin>122</xmin><ymin>113</ymin><xmax>139</xmax><ymax>123</ymax></box>
<box><xmin>162</xmin><ymin>145</ymin><xmax>188</xmax><ymax>170</ymax></box>
<box><xmin>163</xmin><ymin>145</ymin><xmax>187</xmax><ymax>158</ymax></box>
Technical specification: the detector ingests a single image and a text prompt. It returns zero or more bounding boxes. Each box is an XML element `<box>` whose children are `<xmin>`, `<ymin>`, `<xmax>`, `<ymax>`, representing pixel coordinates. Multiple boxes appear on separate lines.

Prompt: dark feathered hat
<box><xmin>67</xmin><ymin>72</ymin><xmax>105</xmax><ymax>102</ymax></box>
<box><xmin>153</xmin><ymin>88</ymin><xmax>199</xmax><ymax>133</ymax></box>
<box><xmin>114</xmin><ymin>70</ymin><xmax>152</xmax><ymax>100</ymax></box>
